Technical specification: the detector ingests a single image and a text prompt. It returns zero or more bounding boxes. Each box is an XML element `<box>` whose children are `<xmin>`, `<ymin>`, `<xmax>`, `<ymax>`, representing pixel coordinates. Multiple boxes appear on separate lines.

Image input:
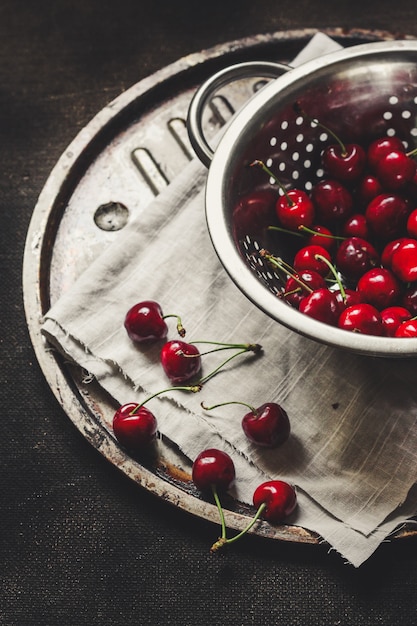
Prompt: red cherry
<box><xmin>310</xmin><ymin>179</ymin><xmax>353</xmax><ymax>223</ymax></box>
<box><xmin>357</xmin><ymin>174</ymin><xmax>383</xmax><ymax>206</ymax></box>
<box><xmin>302</xmin><ymin>224</ymin><xmax>336</xmax><ymax>251</ymax></box>
<box><xmin>283</xmin><ymin>269</ymin><xmax>326</xmax><ymax>308</ymax></box>
<box><xmin>367</xmin><ymin>136</ymin><xmax>405</xmax><ymax>170</ymax></box>
<box><xmin>402</xmin><ymin>284</ymin><xmax>417</xmax><ymax>316</ymax></box>
<box><xmin>406</xmin><ymin>208</ymin><xmax>417</xmax><ymax>238</ymax></box>
<box><xmin>342</xmin><ymin>214</ymin><xmax>369</xmax><ymax>240</ymax></box>
<box><xmin>192</xmin><ymin>448</ymin><xmax>235</xmax><ymax>492</ymax></box>
<box><xmin>390</xmin><ymin>238</ymin><xmax>417</xmax><ymax>282</ymax></box>
<box><xmin>252</xmin><ymin>480</ymin><xmax>297</xmax><ymax>523</ymax></box>
<box><xmin>381</xmin><ymin>306</ymin><xmax>412</xmax><ymax>337</ymax></box>
<box><xmin>394</xmin><ymin>318</ymin><xmax>417</xmax><ymax>337</ymax></box>
<box><xmin>276</xmin><ymin>189</ymin><xmax>315</xmax><ymax>230</ymax></box>
<box><xmin>232</xmin><ymin>189</ymin><xmax>277</xmax><ymax>240</ymax></box>
<box><xmin>365</xmin><ymin>193</ymin><xmax>409</xmax><ymax>241</ymax></box>
<box><xmin>299</xmin><ymin>288</ymin><xmax>339</xmax><ymax>325</ymax></box>
<box><xmin>160</xmin><ymin>340</ymin><xmax>201</xmax><ymax>384</ymax></box>
<box><xmin>293</xmin><ymin>245</ymin><xmax>332</xmax><ymax>276</ymax></box>
<box><xmin>356</xmin><ymin>268</ymin><xmax>401</xmax><ymax>310</ymax></box>
<box><xmin>338</xmin><ymin>303</ymin><xmax>385</xmax><ymax>336</ymax></box>
<box><xmin>322</xmin><ymin>143</ymin><xmax>366</xmax><ymax>182</ymax></box>
<box><xmin>334</xmin><ymin>288</ymin><xmax>363</xmax><ymax>314</ymax></box>
<box><xmin>381</xmin><ymin>237</ymin><xmax>414</xmax><ymax>268</ymax></box>
<box><xmin>374</xmin><ymin>150</ymin><xmax>416</xmax><ymax>190</ymax></box>
<box><xmin>125</xmin><ymin>300</ymin><xmax>168</xmax><ymax>343</ymax></box>
<box><xmin>113</xmin><ymin>403</ymin><xmax>157</xmax><ymax>450</ymax></box>
<box><xmin>335</xmin><ymin>237</ymin><xmax>379</xmax><ymax>281</ymax></box>
<box><xmin>242</xmin><ymin>402</ymin><xmax>290</xmax><ymax>448</ymax></box>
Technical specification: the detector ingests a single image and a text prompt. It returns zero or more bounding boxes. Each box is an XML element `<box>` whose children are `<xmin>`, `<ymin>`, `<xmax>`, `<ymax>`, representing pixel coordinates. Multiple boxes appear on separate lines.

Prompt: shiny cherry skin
<box><xmin>293</xmin><ymin>245</ymin><xmax>332</xmax><ymax>276</ymax></box>
<box><xmin>124</xmin><ymin>300</ymin><xmax>168</xmax><ymax>343</ymax></box>
<box><xmin>338</xmin><ymin>303</ymin><xmax>385</xmax><ymax>336</ymax></box>
<box><xmin>252</xmin><ymin>480</ymin><xmax>297</xmax><ymax>523</ymax></box>
<box><xmin>342</xmin><ymin>214</ymin><xmax>369</xmax><ymax>240</ymax></box>
<box><xmin>242</xmin><ymin>402</ymin><xmax>290</xmax><ymax>448</ymax></box>
<box><xmin>356</xmin><ymin>268</ymin><xmax>401</xmax><ymax>310</ymax></box>
<box><xmin>367</xmin><ymin>135</ymin><xmax>405</xmax><ymax>170</ymax></box>
<box><xmin>374</xmin><ymin>150</ymin><xmax>416</xmax><ymax>190</ymax></box>
<box><xmin>380</xmin><ymin>306</ymin><xmax>412</xmax><ymax>337</ymax></box>
<box><xmin>365</xmin><ymin>193</ymin><xmax>409</xmax><ymax>241</ymax></box>
<box><xmin>390</xmin><ymin>238</ymin><xmax>417</xmax><ymax>283</ymax></box>
<box><xmin>406</xmin><ymin>208</ymin><xmax>417</xmax><ymax>238</ymax></box>
<box><xmin>113</xmin><ymin>403</ymin><xmax>157</xmax><ymax>450</ymax></box>
<box><xmin>299</xmin><ymin>288</ymin><xmax>339</xmax><ymax>325</ymax></box>
<box><xmin>275</xmin><ymin>189</ymin><xmax>315</xmax><ymax>230</ymax></box>
<box><xmin>395</xmin><ymin>318</ymin><xmax>417</xmax><ymax>337</ymax></box>
<box><xmin>335</xmin><ymin>237</ymin><xmax>379</xmax><ymax>281</ymax></box>
<box><xmin>402</xmin><ymin>285</ymin><xmax>417</xmax><ymax>316</ymax></box>
<box><xmin>321</xmin><ymin>143</ymin><xmax>366</xmax><ymax>182</ymax></box>
<box><xmin>357</xmin><ymin>174</ymin><xmax>383</xmax><ymax>206</ymax></box>
<box><xmin>192</xmin><ymin>448</ymin><xmax>235</xmax><ymax>492</ymax></box>
<box><xmin>381</xmin><ymin>237</ymin><xmax>413</xmax><ymax>268</ymax></box>
<box><xmin>334</xmin><ymin>288</ymin><xmax>363</xmax><ymax>315</ymax></box>
<box><xmin>304</xmin><ymin>224</ymin><xmax>336</xmax><ymax>251</ymax></box>
<box><xmin>160</xmin><ymin>340</ymin><xmax>201</xmax><ymax>384</ymax></box>
<box><xmin>283</xmin><ymin>270</ymin><xmax>326</xmax><ymax>308</ymax></box>
<box><xmin>310</xmin><ymin>178</ymin><xmax>353</xmax><ymax>224</ymax></box>
<box><xmin>232</xmin><ymin>189</ymin><xmax>277</xmax><ymax>240</ymax></box>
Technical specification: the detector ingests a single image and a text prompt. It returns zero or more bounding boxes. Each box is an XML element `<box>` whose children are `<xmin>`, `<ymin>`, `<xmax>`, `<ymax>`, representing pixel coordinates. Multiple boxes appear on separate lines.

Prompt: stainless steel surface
<box><xmin>200</xmin><ymin>40</ymin><xmax>417</xmax><ymax>357</ymax></box>
<box><xmin>23</xmin><ymin>29</ymin><xmax>417</xmax><ymax>548</ymax></box>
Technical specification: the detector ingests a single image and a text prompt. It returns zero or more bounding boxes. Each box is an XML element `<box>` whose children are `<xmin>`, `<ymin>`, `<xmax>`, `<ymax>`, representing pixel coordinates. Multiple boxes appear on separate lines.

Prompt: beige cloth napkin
<box><xmin>42</xmin><ymin>34</ymin><xmax>417</xmax><ymax>567</ymax></box>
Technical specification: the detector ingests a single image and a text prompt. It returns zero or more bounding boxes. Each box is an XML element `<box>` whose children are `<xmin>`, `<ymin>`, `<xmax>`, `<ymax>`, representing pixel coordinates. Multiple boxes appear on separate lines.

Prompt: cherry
<box><xmin>390</xmin><ymin>238</ymin><xmax>417</xmax><ymax>282</ymax></box>
<box><xmin>342</xmin><ymin>214</ymin><xmax>369</xmax><ymax>240</ymax></box>
<box><xmin>374</xmin><ymin>150</ymin><xmax>416</xmax><ymax>190</ymax></box>
<box><xmin>365</xmin><ymin>193</ymin><xmax>409</xmax><ymax>241</ymax></box>
<box><xmin>381</xmin><ymin>306</ymin><xmax>412</xmax><ymax>337</ymax></box>
<box><xmin>202</xmin><ymin>400</ymin><xmax>290</xmax><ymax>448</ymax></box>
<box><xmin>335</xmin><ymin>237</ymin><xmax>379</xmax><ymax>281</ymax></box>
<box><xmin>293</xmin><ymin>245</ymin><xmax>332</xmax><ymax>276</ymax></box>
<box><xmin>113</xmin><ymin>403</ymin><xmax>157</xmax><ymax>451</ymax></box>
<box><xmin>251</xmin><ymin>160</ymin><xmax>314</xmax><ymax>230</ymax></box>
<box><xmin>300</xmin><ymin>224</ymin><xmax>336</xmax><ymax>251</ymax></box>
<box><xmin>252</xmin><ymin>480</ymin><xmax>297</xmax><ymax>523</ymax></box>
<box><xmin>124</xmin><ymin>300</ymin><xmax>185</xmax><ymax>342</ymax></box>
<box><xmin>367</xmin><ymin>135</ymin><xmax>405</xmax><ymax>170</ymax></box>
<box><xmin>322</xmin><ymin>142</ymin><xmax>366</xmax><ymax>182</ymax></box>
<box><xmin>406</xmin><ymin>208</ymin><xmax>417</xmax><ymax>238</ymax></box>
<box><xmin>381</xmin><ymin>237</ymin><xmax>412</xmax><ymax>268</ymax></box>
<box><xmin>402</xmin><ymin>284</ymin><xmax>417</xmax><ymax>316</ymax></box>
<box><xmin>310</xmin><ymin>179</ymin><xmax>353</xmax><ymax>224</ymax></box>
<box><xmin>283</xmin><ymin>269</ymin><xmax>326</xmax><ymax>308</ymax></box>
<box><xmin>356</xmin><ymin>268</ymin><xmax>401</xmax><ymax>310</ymax></box>
<box><xmin>192</xmin><ymin>448</ymin><xmax>235</xmax><ymax>493</ymax></box>
<box><xmin>232</xmin><ymin>188</ymin><xmax>277</xmax><ymax>240</ymax></box>
<box><xmin>357</xmin><ymin>174</ymin><xmax>383</xmax><ymax>206</ymax></box>
<box><xmin>338</xmin><ymin>303</ymin><xmax>385</xmax><ymax>336</ymax></box>
<box><xmin>299</xmin><ymin>287</ymin><xmax>339</xmax><ymax>325</ymax></box>
<box><xmin>161</xmin><ymin>340</ymin><xmax>202</xmax><ymax>384</ymax></box>
<box><xmin>395</xmin><ymin>318</ymin><xmax>417</xmax><ymax>337</ymax></box>
<box><xmin>334</xmin><ymin>288</ymin><xmax>363</xmax><ymax>314</ymax></box>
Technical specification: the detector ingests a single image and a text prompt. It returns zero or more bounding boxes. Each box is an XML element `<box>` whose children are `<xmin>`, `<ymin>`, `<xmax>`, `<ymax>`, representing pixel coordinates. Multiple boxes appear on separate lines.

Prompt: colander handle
<box><xmin>187</xmin><ymin>61</ymin><xmax>291</xmax><ymax>167</ymax></box>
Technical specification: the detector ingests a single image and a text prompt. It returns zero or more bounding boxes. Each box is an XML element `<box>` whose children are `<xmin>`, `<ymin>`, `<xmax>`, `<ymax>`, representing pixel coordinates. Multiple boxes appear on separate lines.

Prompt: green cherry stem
<box><xmin>162</xmin><ymin>314</ymin><xmax>186</xmax><ymax>337</ymax></box>
<box><xmin>201</xmin><ymin>400</ymin><xmax>258</xmax><ymax>415</ymax></box>
<box><xmin>197</xmin><ymin>348</ymin><xmax>261</xmax><ymax>386</ymax></box>
<box><xmin>130</xmin><ymin>384</ymin><xmax>202</xmax><ymax>414</ymax></box>
<box><xmin>315</xmin><ymin>253</ymin><xmax>347</xmax><ymax>303</ymax></box>
<box><xmin>260</xmin><ymin>248</ymin><xmax>314</xmax><ymax>294</ymax></box>
<box><xmin>210</xmin><ymin>502</ymin><xmax>267</xmax><ymax>552</ymax></box>
<box><xmin>250</xmin><ymin>159</ymin><xmax>295</xmax><ymax>206</ymax></box>
<box><xmin>293</xmin><ymin>101</ymin><xmax>347</xmax><ymax>156</ymax></box>
<box><xmin>178</xmin><ymin>341</ymin><xmax>261</xmax><ymax>358</ymax></box>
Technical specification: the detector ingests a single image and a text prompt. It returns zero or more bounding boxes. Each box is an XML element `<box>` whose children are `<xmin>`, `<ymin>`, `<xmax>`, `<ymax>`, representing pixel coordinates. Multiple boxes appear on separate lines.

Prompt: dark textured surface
<box><xmin>3</xmin><ymin>1</ymin><xmax>417</xmax><ymax>624</ymax></box>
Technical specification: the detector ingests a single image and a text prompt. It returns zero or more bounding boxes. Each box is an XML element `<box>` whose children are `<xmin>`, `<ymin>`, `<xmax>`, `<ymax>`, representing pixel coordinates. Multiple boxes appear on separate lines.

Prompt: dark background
<box><xmin>3</xmin><ymin>1</ymin><xmax>417</xmax><ymax>624</ymax></box>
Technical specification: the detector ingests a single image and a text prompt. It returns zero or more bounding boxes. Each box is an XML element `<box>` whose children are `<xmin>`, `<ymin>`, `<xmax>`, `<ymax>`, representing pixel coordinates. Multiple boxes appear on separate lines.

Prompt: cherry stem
<box><xmin>260</xmin><ymin>248</ymin><xmax>314</xmax><ymax>293</ymax></box>
<box><xmin>130</xmin><ymin>384</ymin><xmax>202</xmax><ymax>413</ymax></box>
<box><xmin>210</xmin><ymin>502</ymin><xmax>267</xmax><ymax>552</ymax></box>
<box><xmin>212</xmin><ymin>486</ymin><xmax>227</xmax><ymax>541</ymax></box>
<box><xmin>298</xmin><ymin>225</ymin><xmax>346</xmax><ymax>241</ymax></box>
<box><xmin>178</xmin><ymin>342</ymin><xmax>261</xmax><ymax>358</ymax></box>
<box><xmin>293</xmin><ymin>101</ymin><xmax>347</xmax><ymax>156</ymax></box>
<box><xmin>163</xmin><ymin>314</ymin><xmax>186</xmax><ymax>337</ymax></box>
<box><xmin>407</xmin><ymin>147</ymin><xmax>417</xmax><ymax>159</ymax></box>
<box><xmin>250</xmin><ymin>159</ymin><xmax>295</xmax><ymax>206</ymax></box>
<box><xmin>197</xmin><ymin>344</ymin><xmax>261</xmax><ymax>386</ymax></box>
<box><xmin>201</xmin><ymin>400</ymin><xmax>257</xmax><ymax>415</ymax></box>
<box><xmin>314</xmin><ymin>253</ymin><xmax>347</xmax><ymax>302</ymax></box>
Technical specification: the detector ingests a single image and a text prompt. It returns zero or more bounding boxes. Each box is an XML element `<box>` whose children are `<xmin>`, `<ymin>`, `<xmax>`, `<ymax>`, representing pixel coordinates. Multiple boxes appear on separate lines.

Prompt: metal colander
<box><xmin>187</xmin><ymin>40</ymin><xmax>417</xmax><ymax>358</ymax></box>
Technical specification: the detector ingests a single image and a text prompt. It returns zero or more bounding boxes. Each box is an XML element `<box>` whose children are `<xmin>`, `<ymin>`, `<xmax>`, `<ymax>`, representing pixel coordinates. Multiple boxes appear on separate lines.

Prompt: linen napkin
<box><xmin>42</xmin><ymin>34</ymin><xmax>417</xmax><ymax>567</ymax></box>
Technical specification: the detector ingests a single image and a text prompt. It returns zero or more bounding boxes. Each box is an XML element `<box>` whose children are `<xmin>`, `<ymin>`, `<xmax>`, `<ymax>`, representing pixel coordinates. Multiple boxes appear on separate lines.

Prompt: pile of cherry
<box><xmin>112</xmin><ymin>300</ymin><xmax>297</xmax><ymax>551</ymax></box>
<box><xmin>248</xmin><ymin>109</ymin><xmax>417</xmax><ymax>338</ymax></box>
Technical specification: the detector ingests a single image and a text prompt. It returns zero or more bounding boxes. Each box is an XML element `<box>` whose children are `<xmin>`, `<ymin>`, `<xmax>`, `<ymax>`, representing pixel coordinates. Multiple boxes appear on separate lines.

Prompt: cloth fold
<box><xmin>42</xmin><ymin>34</ymin><xmax>417</xmax><ymax>567</ymax></box>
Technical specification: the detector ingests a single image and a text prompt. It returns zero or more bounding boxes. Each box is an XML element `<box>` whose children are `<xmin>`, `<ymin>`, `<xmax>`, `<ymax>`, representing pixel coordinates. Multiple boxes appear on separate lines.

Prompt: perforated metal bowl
<box><xmin>187</xmin><ymin>40</ymin><xmax>417</xmax><ymax>358</ymax></box>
